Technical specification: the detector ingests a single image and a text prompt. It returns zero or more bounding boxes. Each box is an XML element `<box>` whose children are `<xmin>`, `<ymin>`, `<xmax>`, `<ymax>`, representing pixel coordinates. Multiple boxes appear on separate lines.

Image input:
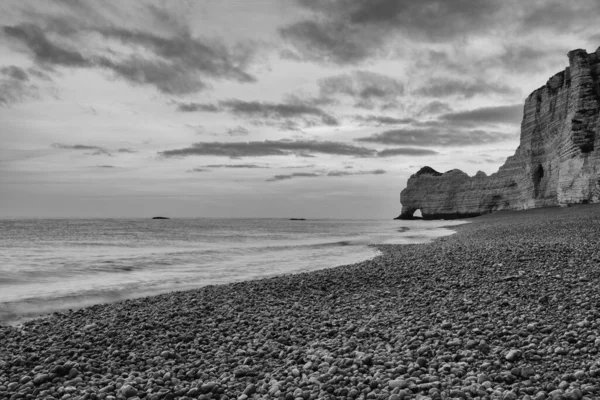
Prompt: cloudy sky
<box><xmin>1</xmin><ymin>0</ymin><xmax>599</xmax><ymax>218</ymax></box>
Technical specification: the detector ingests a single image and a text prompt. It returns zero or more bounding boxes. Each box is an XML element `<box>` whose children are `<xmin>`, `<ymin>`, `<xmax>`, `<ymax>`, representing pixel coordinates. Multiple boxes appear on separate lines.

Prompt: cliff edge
<box><xmin>399</xmin><ymin>47</ymin><xmax>600</xmax><ymax>220</ymax></box>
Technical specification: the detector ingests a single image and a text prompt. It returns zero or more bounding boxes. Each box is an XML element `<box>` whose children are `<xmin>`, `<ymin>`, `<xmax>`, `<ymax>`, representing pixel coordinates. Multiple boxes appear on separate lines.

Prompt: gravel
<box><xmin>2</xmin><ymin>204</ymin><xmax>600</xmax><ymax>399</ymax></box>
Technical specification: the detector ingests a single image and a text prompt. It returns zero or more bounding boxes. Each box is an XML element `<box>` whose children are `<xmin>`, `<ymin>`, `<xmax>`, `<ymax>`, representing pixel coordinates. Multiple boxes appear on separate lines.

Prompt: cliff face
<box><xmin>400</xmin><ymin>47</ymin><xmax>600</xmax><ymax>219</ymax></box>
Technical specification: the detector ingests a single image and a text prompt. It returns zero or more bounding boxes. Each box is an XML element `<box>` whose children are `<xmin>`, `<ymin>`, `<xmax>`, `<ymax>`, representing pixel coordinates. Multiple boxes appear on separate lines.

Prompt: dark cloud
<box><xmin>52</xmin><ymin>143</ymin><xmax>105</xmax><ymax>151</ymax></box>
<box><xmin>203</xmin><ymin>164</ymin><xmax>268</xmax><ymax>169</ymax></box>
<box><xmin>279</xmin><ymin>20</ymin><xmax>383</xmax><ymax>65</ymax></box>
<box><xmin>220</xmin><ymin>100</ymin><xmax>338</xmax><ymax>126</ymax></box>
<box><xmin>117</xmin><ymin>148</ymin><xmax>137</xmax><ymax>153</ymax></box>
<box><xmin>356</xmin><ymin>128</ymin><xmax>514</xmax><ymax>147</ymax></box>
<box><xmin>281</xmin><ymin>0</ymin><xmax>504</xmax><ymax>64</ymax></box>
<box><xmin>0</xmin><ymin>65</ymin><xmax>37</xmax><ymax>106</ymax></box>
<box><xmin>318</xmin><ymin>70</ymin><xmax>404</xmax><ymax>108</ymax></box>
<box><xmin>354</xmin><ymin>115</ymin><xmax>416</xmax><ymax>126</ymax></box>
<box><xmin>96</xmin><ymin>56</ymin><xmax>208</xmax><ymax>95</ymax></box>
<box><xmin>266</xmin><ymin>169</ymin><xmax>386</xmax><ymax>182</ymax></box>
<box><xmin>377</xmin><ymin>148</ymin><xmax>439</xmax><ymax>157</ymax></box>
<box><xmin>52</xmin><ymin>143</ymin><xmax>112</xmax><ymax>155</ymax></box>
<box><xmin>493</xmin><ymin>45</ymin><xmax>561</xmax><ymax>72</ymax></box>
<box><xmin>439</xmin><ymin>105</ymin><xmax>523</xmax><ymax>125</ymax></box>
<box><xmin>96</xmin><ymin>27</ymin><xmax>256</xmax><ymax>84</ymax></box>
<box><xmin>187</xmin><ymin>168</ymin><xmax>211</xmax><ymax>173</ymax></box>
<box><xmin>345</xmin><ymin>0</ymin><xmax>501</xmax><ymax>39</ymax></box>
<box><xmin>176</xmin><ymin>102</ymin><xmax>220</xmax><ymax>112</ymax></box>
<box><xmin>3</xmin><ymin>7</ymin><xmax>258</xmax><ymax>95</ymax></box>
<box><xmin>418</xmin><ymin>101</ymin><xmax>453</xmax><ymax>116</ymax></box>
<box><xmin>226</xmin><ymin>126</ymin><xmax>250</xmax><ymax>137</ymax></box>
<box><xmin>1</xmin><ymin>66</ymin><xmax>29</xmax><ymax>81</ymax></box>
<box><xmin>97</xmin><ymin>165</ymin><xmax>116</xmax><ymax>168</ymax></box>
<box><xmin>415</xmin><ymin>77</ymin><xmax>519</xmax><ymax>98</ymax></box>
<box><xmin>4</xmin><ymin>24</ymin><xmax>90</xmax><ymax>67</ymax></box>
<box><xmin>521</xmin><ymin>1</ymin><xmax>600</xmax><ymax>32</ymax></box>
<box><xmin>327</xmin><ymin>169</ymin><xmax>386</xmax><ymax>177</ymax></box>
<box><xmin>159</xmin><ymin>140</ymin><xmax>376</xmax><ymax>158</ymax></box>
<box><xmin>266</xmin><ymin>172</ymin><xmax>320</xmax><ymax>182</ymax></box>
<box><xmin>174</xmin><ymin>99</ymin><xmax>338</xmax><ymax>127</ymax></box>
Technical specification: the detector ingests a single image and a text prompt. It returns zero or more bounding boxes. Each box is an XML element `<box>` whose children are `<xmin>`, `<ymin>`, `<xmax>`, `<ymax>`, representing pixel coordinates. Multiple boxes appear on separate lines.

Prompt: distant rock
<box><xmin>152</xmin><ymin>216</ymin><xmax>170</xmax><ymax>220</ymax></box>
<box><xmin>289</xmin><ymin>218</ymin><xmax>306</xmax><ymax>221</ymax></box>
<box><xmin>399</xmin><ymin>47</ymin><xmax>600</xmax><ymax>220</ymax></box>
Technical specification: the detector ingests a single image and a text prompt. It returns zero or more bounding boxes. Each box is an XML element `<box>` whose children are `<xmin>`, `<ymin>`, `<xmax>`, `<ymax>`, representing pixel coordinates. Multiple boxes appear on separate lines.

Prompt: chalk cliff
<box><xmin>399</xmin><ymin>47</ymin><xmax>600</xmax><ymax>219</ymax></box>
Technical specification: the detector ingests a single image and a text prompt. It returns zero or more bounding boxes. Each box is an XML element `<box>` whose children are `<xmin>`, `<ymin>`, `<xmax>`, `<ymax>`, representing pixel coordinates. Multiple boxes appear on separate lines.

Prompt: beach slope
<box><xmin>2</xmin><ymin>206</ymin><xmax>600</xmax><ymax>399</ymax></box>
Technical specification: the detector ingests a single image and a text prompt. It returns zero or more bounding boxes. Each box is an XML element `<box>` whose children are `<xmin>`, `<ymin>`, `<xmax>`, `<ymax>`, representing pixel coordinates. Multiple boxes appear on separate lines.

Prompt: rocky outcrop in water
<box><xmin>399</xmin><ymin>47</ymin><xmax>600</xmax><ymax>219</ymax></box>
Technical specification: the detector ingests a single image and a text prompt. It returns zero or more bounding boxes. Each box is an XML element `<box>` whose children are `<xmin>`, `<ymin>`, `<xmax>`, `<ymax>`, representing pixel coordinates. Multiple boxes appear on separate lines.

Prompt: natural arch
<box><xmin>413</xmin><ymin>209</ymin><xmax>422</xmax><ymax>218</ymax></box>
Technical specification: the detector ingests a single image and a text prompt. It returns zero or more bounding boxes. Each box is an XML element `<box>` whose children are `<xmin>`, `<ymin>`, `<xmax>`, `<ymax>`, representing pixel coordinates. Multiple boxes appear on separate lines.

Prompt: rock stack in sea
<box><xmin>2</xmin><ymin>205</ymin><xmax>600</xmax><ymax>399</ymax></box>
<box><xmin>399</xmin><ymin>47</ymin><xmax>600</xmax><ymax>220</ymax></box>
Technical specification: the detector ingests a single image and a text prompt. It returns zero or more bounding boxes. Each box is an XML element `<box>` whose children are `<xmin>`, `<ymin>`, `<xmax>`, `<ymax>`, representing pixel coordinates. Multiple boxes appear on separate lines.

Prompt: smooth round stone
<box><xmin>477</xmin><ymin>374</ymin><xmax>491</xmax><ymax>384</ymax></box>
<box><xmin>505</xmin><ymin>349</ymin><xmax>521</xmax><ymax>362</ymax></box>
<box><xmin>389</xmin><ymin>380</ymin><xmax>408</xmax><ymax>389</ymax></box>
<box><xmin>522</xmin><ymin>367</ymin><xmax>536</xmax><ymax>379</ymax></box>
<box><xmin>119</xmin><ymin>384</ymin><xmax>138</xmax><ymax>398</ymax></box>
<box><xmin>416</xmin><ymin>357</ymin><xmax>428</xmax><ymax>368</ymax></box>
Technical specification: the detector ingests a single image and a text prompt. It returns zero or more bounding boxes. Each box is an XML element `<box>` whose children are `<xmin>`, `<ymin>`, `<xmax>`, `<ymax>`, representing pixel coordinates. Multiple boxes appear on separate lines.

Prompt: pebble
<box><xmin>2</xmin><ymin>206</ymin><xmax>600</xmax><ymax>399</ymax></box>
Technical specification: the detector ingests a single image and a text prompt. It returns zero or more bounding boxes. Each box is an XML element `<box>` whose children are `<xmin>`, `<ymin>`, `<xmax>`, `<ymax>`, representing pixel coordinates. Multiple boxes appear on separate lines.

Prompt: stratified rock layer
<box><xmin>400</xmin><ymin>47</ymin><xmax>600</xmax><ymax>220</ymax></box>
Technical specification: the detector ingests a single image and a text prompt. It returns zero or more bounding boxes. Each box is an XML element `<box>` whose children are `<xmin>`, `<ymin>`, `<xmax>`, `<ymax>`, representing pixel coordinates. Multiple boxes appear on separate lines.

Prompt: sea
<box><xmin>0</xmin><ymin>218</ymin><xmax>467</xmax><ymax>325</ymax></box>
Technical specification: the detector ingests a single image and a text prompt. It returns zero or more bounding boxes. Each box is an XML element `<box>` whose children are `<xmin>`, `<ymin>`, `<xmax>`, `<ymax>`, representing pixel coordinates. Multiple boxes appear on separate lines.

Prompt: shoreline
<box><xmin>3</xmin><ymin>206</ymin><xmax>599</xmax><ymax>399</ymax></box>
<box><xmin>0</xmin><ymin>221</ymin><xmax>462</xmax><ymax>327</ymax></box>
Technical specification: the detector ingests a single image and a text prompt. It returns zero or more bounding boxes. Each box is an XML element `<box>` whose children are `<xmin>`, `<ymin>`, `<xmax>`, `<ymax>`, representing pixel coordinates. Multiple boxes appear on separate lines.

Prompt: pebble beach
<box><xmin>2</xmin><ymin>205</ymin><xmax>600</xmax><ymax>400</ymax></box>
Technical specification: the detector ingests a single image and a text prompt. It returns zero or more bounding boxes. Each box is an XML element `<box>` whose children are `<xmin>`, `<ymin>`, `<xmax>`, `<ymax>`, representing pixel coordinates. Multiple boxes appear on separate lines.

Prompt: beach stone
<box><xmin>416</xmin><ymin>357</ymin><xmax>428</xmax><ymax>368</ymax></box>
<box><xmin>505</xmin><ymin>349</ymin><xmax>521</xmax><ymax>362</ymax></box>
<box><xmin>119</xmin><ymin>384</ymin><xmax>138</xmax><ymax>398</ymax></box>
<box><xmin>522</xmin><ymin>367</ymin><xmax>536</xmax><ymax>379</ymax></box>
<box><xmin>33</xmin><ymin>374</ymin><xmax>49</xmax><ymax>385</ymax></box>
<box><xmin>389</xmin><ymin>380</ymin><xmax>408</xmax><ymax>389</ymax></box>
<box><xmin>243</xmin><ymin>384</ymin><xmax>256</xmax><ymax>396</ymax></box>
<box><xmin>441</xmin><ymin>321</ymin><xmax>452</xmax><ymax>329</ymax></box>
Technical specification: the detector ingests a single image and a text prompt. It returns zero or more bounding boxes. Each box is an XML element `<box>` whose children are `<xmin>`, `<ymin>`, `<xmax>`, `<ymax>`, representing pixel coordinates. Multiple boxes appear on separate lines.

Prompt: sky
<box><xmin>1</xmin><ymin>0</ymin><xmax>599</xmax><ymax>219</ymax></box>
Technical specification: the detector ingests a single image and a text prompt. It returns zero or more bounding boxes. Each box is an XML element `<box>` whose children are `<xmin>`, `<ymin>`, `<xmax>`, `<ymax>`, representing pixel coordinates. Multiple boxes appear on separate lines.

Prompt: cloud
<box><xmin>226</xmin><ymin>126</ymin><xmax>250</xmax><ymax>137</ymax></box>
<box><xmin>4</xmin><ymin>24</ymin><xmax>91</xmax><ymax>67</ymax></box>
<box><xmin>97</xmin><ymin>165</ymin><xmax>116</xmax><ymax>168</ymax></box>
<box><xmin>187</xmin><ymin>168</ymin><xmax>211</xmax><ymax>173</ymax></box>
<box><xmin>3</xmin><ymin>4</ymin><xmax>258</xmax><ymax>95</ymax></box>
<box><xmin>418</xmin><ymin>101</ymin><xmax>453</xmax><ymax>116</ymax></box>
<box><xmin>354</xmin><ymin>115</ymin><xmax>416</xmax><ymax>126</ymax></box>
<box><xmin>279</xmin><ymin>20</ymin><xmax>384</xmax><ymax>65</ymax></box>
<box><xmin>117</xmin><ymin>148</ymin><xmax>137</xmax><ymax>153</ymax></box>
<box><xmin>439</xmin><ymin>105</ymin><xmax>523</xmax><ymax>125</ymax></box>
<box><xmin>1</xmin><ymin>66</ymin><xmax>29</xmax><ymax>81</ymax></box>
<box><xmin>52</xmin><ymin>143</ymin><xmax>106</xmax><ymax>151</ymax></box>
<box><xmin>521</xmin><ymin>1</ymin><xmax>600</xmax><ymax>32</ymax></box>
<box><xmin>266</xmin><ymin>169</ymin><xmax>386</xmax><ymax>182</ymax></box>
<box><xmin>159</xmin><ymin>139</ymin><xmax>376</xmax><ymax>158</ymax></box>
<box><xmin>327</xmin><ymin>169</ymin><xmax>386</xmax><ymax>177</ymax></box>
<box><xmin>377</xmin><ymin>148</ymin><xmax>439</xmax><ymax>157</ymax></box>
<box><xmin>280</xmin><ymin>0</ymin><xmax>504</xmax><ymax>64</ymax></box>
<box><xmin>0</xmin><ymin>65</ymin><xmax>38</xmax><ymax>106</ymax></box>
<box><xmin>493</xmin><ymin>45</ymin><xmax>561</xmax><ymax>72</ymax></box>
<box><xmin>173</xmin><ymin>99</ymin><xmax>338</xmax><ymax>127</ymax></box>
<box><xmin>415</xmin><ymin>77</ymin><xmax>519</xmax><ymax>98</ymax></box>
<box><xmin>52</xmin><ymin>143</ymin><xmax>122</xmax><ymax>156</ymax></box>
<box><xmin>176</xmin><ymin>102</ymin><xmax>220</xmax><ymax>112</ymax></box>
<box><xmin>318</xmin><ymin>70</ymin><xmax>404</xmax><ymax>108</ymax></box>
<box><xmin>202</xmin><ymin>164</ymin><xmax>268</xmax><ymax>169</ymax></box>
<box><xmin>220</xmin><ymin>100</ymin><xmax>338</xmax><ymax>126</ymax></box>
<box><xmin>356</xmin><ymin>128</ymin><xmax>514</xmax><ymax>147</ymax></box>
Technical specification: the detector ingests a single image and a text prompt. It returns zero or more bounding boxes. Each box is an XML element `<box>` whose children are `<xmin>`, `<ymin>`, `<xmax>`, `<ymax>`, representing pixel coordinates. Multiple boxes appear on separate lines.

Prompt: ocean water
<box><xmin>0</xmin><ymin>218</ymin><xmax>466</xmax><ymax>325</ymax></box>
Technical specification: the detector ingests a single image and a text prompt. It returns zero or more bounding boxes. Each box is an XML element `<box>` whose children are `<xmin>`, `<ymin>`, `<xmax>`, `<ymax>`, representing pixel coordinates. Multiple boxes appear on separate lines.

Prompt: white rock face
<box><xmin>400</xmin><ymin>47</ymin><xmax>600</xmax><ymax>219</ymax></box>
